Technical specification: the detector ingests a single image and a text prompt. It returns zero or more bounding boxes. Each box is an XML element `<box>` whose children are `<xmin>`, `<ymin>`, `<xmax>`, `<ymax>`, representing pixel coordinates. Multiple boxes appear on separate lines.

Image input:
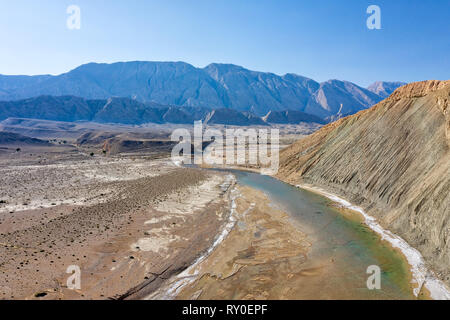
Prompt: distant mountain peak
<box><xmin>204</xmin><ymin>63</ymin><xmax>246</xmax><ymax>70</ymax></box>
<box><xmin>367</xmin><ymin>81</ymin><xmax>407</xmax><ymax>98</ymax></box>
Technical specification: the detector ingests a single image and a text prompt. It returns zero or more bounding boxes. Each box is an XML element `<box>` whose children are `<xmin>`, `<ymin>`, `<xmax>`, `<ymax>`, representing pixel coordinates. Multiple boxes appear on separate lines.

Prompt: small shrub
<box><xmin>34</xmin><ymin>292</ymin><xmax>47</xmax><ymax>298</ymax></box>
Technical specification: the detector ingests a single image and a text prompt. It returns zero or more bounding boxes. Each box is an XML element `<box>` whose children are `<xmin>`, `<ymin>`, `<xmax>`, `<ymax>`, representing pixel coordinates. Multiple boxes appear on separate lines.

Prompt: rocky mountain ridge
<box><xmin>0</xmin><ymin>61</ymin><xmax>405</xmax><ymax>118</ymax></box>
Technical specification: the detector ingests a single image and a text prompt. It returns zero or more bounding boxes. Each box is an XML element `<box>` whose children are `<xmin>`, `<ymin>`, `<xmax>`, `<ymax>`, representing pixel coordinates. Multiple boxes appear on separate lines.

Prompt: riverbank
<box><xmin>296</xmin><ymin>183</ymin><xmax>450</xmax><ymax>300</ymax></box>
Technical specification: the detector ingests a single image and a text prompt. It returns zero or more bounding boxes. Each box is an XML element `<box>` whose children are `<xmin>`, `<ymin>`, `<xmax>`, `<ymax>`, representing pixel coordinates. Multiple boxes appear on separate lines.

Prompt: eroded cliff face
<box><xmin>277</xmin><ymin>80</ymin><xmax>450</xmax><ymax>285</ymax></box>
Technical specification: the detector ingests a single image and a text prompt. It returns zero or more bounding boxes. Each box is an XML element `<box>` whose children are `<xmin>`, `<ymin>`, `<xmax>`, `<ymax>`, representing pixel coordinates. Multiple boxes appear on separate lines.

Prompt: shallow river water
<box><xmin>231</xmin><ymin>169</ymin><xmax>417</xmax><ymax>299</ymax></box>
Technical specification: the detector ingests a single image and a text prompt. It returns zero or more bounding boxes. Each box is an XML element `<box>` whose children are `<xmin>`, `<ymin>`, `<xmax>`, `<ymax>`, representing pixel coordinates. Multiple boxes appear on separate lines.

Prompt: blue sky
<box><xmin>0</xmin><ymin>0</ymin><xmax>448</xmax><ymax>86</ymax></box>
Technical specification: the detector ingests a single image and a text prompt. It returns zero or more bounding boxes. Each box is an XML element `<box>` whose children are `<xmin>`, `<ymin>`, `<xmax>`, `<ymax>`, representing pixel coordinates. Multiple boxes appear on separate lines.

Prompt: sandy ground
<box><xmin>0</xmin><ymin>149</ymin><xmax>234</xmax><ymax>300</ymax></box>
<box><xmin>0</xmin><ymin>152</ymin><xmax>172</xmax><ymax>213</ymax></box>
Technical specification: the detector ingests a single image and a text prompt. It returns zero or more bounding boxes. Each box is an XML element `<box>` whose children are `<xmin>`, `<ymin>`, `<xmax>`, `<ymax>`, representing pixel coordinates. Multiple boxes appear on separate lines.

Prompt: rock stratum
<box><xmin>277</xmin><ymin>80</ymin><xmax>450</xmax><ymax>286</ymax></box>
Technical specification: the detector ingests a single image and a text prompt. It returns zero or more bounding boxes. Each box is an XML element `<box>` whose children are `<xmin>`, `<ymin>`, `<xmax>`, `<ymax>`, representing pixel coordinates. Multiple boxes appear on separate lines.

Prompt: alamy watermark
<box><xmin>66</xmin><ymin>265</ymin><xmax>81</xmax><ymax>290</ymax></box>
<box><xmin>366</xmin><ymin>265</ymin><xmax>381</xmax><ymax>290</ymax></box>
<box><xmin>171</xmin><ymin>121</ymin><xmax>280</xmax><ymax>175</ymax></box>
<box><xmin>366</xmin><ymin>5</ymin><xmax>381</xmax><ymax>30</ymax></box>
<box><xmin>64</xmin><ymin>5</ymin><xmax>380</xmax><ymax>31</ymax></box>
<box><xmin>67</xmin><ymin>5</ymin><xmax>81</xmax><ymax>30</ymax></box>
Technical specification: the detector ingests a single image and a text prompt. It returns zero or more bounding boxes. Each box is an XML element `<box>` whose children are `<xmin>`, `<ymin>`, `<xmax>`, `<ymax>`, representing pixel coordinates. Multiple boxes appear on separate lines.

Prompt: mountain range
<box><xmin>0</xmin><ymin>61</ymin><xmax>405</xmax><ymax>119</ymax></box>
<box><xmin>0</xmin><ymin>95</ymin><xmax>325</xmax><ymax>126</ymax></box>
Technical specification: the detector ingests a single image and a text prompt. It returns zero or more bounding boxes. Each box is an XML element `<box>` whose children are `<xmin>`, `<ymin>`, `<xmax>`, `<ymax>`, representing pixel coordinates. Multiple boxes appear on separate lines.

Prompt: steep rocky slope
<box><xmin>304</xmin><ymin>80</ymin><xmax>382</xmax><ymax>119</ymax></box>
<box><xmin>277</xmin><ymin>80</ymin><xmax>450</xmax><ymax>285</ymax></box>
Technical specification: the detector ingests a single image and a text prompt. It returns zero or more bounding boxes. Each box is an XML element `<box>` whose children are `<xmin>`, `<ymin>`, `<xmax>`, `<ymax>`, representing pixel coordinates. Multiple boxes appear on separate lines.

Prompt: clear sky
<box><xmin>0</xmin><ymin>0</ymin><xmax>448</xmax><ymax>86</ymax></box>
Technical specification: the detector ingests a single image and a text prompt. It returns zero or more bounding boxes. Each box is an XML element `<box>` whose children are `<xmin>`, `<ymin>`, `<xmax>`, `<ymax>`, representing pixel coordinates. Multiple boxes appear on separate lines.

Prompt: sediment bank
<box><xmin>296</xmin><ymin>184</ymin><xmax>450</xmax><ymax>300</ymax></box>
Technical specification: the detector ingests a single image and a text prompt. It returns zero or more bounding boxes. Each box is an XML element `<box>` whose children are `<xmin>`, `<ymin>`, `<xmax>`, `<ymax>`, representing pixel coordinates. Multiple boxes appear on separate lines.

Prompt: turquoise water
<box><xmin>228</xmin><ymin>169</ymin><xmax>415</xmax><ymax>299</ymax></box>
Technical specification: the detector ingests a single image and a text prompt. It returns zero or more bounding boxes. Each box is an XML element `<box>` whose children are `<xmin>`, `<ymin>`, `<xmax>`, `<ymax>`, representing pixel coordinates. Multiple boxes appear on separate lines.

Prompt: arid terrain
<box><xmin>0</xmin><ymin>119</ymin><xmax>316</xmax><ymax>300</ymax></box>
<box><xmin>277</xmin><ymin>80</ymin><xmax>450</xmax><ymax>287</ymax></box>
<box><xmin>0</xmin><ymin>80</ymin><xmax>449</xmax><ymax>300</ymax></box>
<box><xmin>0</xmin><ymin>141</ymin><xmax>236</xmax><ymax>299</ymax></box>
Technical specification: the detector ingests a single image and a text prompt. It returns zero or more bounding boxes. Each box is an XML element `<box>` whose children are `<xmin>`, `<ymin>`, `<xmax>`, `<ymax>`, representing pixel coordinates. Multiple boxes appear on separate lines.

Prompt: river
<box><xmin>230</xmin><ymin>169</ymin><xmax>417</xmax><ymax>299</ymax></box>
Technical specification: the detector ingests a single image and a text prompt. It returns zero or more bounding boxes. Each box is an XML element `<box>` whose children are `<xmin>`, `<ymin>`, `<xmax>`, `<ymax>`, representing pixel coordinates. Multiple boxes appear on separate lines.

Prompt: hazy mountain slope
<box><xmin>0</xmin><ymin>62</ymin><xmax>319</xmax><ymax>115</ymax></box>
<box><xmin>367</xmin><ymin>81</ymin><xmax>407</xmax><ymax>99</ymax></box>
<box><xmin>0</xmin><ymin>131</ymin><xmax>51</xmax><ymax>146</ymax></box>
<box><xmin>204</xmin><ymin>108</ymin><xmax>267</xmax><ymax>126</ymax></box>
<box><xmin>263</xmin><ymin>110</ymin><xmax>326</xmax><ymax>124</ymax></box>
<box><xmin>203</xmin><ymin>63</ymin><xmax>319</xmax><ymax>115</ymax></box>
<box><xmin>0</xmin><ymin>61</ymin><xmax>400</xmax><ymax>118</ymax></box>
<box><xmin>0</xmin><ymin>75</ymin><xmax>52</xmax><ymax>93</ymax></box>
<box><xmin>0</xmin><ymin>96</ymin><xmax>97</xmax><ymax>122</ymax></box>
<box><xmin>92</xmin><ymin>97</ymin><xmax>164</xmax><ymax>125</ymax></box>
<box><xmin>0</xmin><ymin>96</ymin><xmax>173</xmax><ymax>124</ymax></box>
<box><xmin>304</xmin><ymin>80</ymin><xmax>382</xmax><ymax>119</ymax></box>
<box><xmin>160</xmin><ymin>106</ymin><xmax>211</xmax><ymax>124</ymax></box>
<box><xmin>277</xmin><ymin>80</ymin><xmax>450</xmax><ymax>285</ymax></box>
<box><xmin>0</xmin><ymin>95</ymin><xmax>323</xmax><ymax>126</ymax></box>
<box><xmin>0</xmin><ymin>62</ymin><xmax>222</xmax><ymax>108</ymax></box>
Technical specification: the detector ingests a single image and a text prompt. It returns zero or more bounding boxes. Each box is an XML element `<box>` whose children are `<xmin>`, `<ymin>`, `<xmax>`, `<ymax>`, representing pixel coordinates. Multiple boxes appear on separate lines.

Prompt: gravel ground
<box><xmin>0</xmin><ymin>149</ymin><xmax>232</xmax><ymax>300</ymax></box>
